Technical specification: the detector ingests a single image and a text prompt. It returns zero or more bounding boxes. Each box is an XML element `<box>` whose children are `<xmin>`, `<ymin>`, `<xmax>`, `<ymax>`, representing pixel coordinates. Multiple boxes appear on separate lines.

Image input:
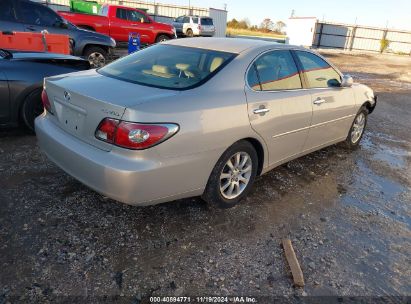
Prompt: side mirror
<box><xmin>56</xmin><ymin>19</ymin><xmax>69</xmax><ymax>29</ymax></box>
<box><xmin>341</xmin><ymin>75</ymin><xmax>353</xmax><ymax>87</ymax></box>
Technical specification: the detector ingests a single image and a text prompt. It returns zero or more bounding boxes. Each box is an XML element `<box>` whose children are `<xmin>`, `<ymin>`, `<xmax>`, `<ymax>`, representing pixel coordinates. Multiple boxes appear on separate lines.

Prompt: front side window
<box><xmin>128</xmin><ymin>10</ymin><xmax>149</xmax><ymax>23</ymax></box>
<box><xmin>19</xmin><ymin>1</ymin><xmax>61</xmax><ymax>27</ymax></box>
<box><xmin>248</xmin><ymin>50</ymin><xmax>302</xmax><ymax>91</ymax></box>
<box><xmin>295</xmin><ymin>51</ymin><xmax>341</xmax><ymax>88</ymax></box>
<box><xmin>183</xmin><ymin>17</ymin><xmax>190</xmax><ymax>23</ymax></box>
<box><xmin>99</xmin><ymin>45</ymin><xmax>236</xmax><ymax>90</ymax></box>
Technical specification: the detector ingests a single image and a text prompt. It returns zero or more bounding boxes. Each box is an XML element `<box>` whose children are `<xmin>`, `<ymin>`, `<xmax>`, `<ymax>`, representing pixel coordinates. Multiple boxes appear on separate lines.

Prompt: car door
<box><xmin>126</xmin><ymin>9</ymin><xmax>153</xmax><ymax>44</ymax></box>
<box><xmin>0</xmin><ymin>0</ymin><xmax>25</xmax><ymax>32</ymax></box>
<box><xmin>245</xmin><ymin>50</ymin><xmax>313</xmax><ymax>167</ymax></box>
<box><xmin>0</xmin><ymin>63</ymin><xmax>10</xmax><ymax>124</ymax></box>
<box><xmin>293</xmin><ymin>51</ymin><xmax>357</xmax><ymax>152</ymax></box>
<box><xmin>110</xmin><ymin>8</ymin><xmax>150</xmax><ymax>43</ymax></box>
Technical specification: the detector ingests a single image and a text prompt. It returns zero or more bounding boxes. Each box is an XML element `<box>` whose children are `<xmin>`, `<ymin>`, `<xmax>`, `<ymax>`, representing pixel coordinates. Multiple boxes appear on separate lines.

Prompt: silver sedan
<box><xmin>35</xmin><ymin>38</ymin><xmax>376</xmax><ymax>208</ymax></box>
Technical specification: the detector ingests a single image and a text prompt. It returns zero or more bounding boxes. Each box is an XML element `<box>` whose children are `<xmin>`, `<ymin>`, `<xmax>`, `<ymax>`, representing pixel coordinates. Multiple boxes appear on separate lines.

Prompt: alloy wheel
<box><xmin>219</xmin><ymin>152</ymin><xmax>252</xmax><ymax>200</ymax></box>
<box><xmin>351</xmin><ymin>112</ymin><xmax>366</xmax><ymax>143</ymax></box>
<box><xmin>88</xmin><ymin>52</ymin><xmax>106</xmax><ymax>68</ymax></box>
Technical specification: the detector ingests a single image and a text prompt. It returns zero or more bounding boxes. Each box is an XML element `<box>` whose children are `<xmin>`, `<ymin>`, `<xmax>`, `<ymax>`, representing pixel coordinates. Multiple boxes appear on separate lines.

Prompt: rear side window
<box><xmin>192</xmin><ymin>17</ymin><xmax>199</xmax><ymax>24</ymax></box>
<box><xmin>295</xmin><ymin>51</ymin><xmax>341</xmax><ymax>88</ymax></box>
<box><xmin>0</xmin><ymin>0</ymin><xmax>15</xmax><ymax>22</ymax></box>
<box><xmin>247</xmin><ymin>64</ymin><xmax>261</xmax><ymax>91</ymax></box>
<box><xmin>201</xmin><ymin>18</ymin><xmax>213</xmax><ymax>26</ymax></box>
<box><xmin>183</xmin><ymin>17</ymin><xmax>190</xmax><ymax>23</ymax></box>
<box><xmin>248</xmin><ymin>50</ymin><xmax>302</xmax><ymax>91</ymax></box>
<box><xmin>99</xmin><ymin>44</ymin><xmax>236</xmax><ymax>90</ymax></box>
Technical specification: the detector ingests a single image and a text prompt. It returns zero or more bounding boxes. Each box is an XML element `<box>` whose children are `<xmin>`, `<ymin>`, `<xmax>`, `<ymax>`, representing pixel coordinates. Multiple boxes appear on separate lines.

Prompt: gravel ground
<box><xmin>0</xmin><ymin>51</ymin><xmax>410</xmax><ymax>303</ymax></box>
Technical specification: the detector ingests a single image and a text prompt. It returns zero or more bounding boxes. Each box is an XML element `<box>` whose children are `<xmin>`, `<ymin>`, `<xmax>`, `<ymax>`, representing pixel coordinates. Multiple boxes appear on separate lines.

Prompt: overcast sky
<box><xmin>153</xmin><ymin>0</ymin><xmax>411</xmax><ymax>30</ymax></box>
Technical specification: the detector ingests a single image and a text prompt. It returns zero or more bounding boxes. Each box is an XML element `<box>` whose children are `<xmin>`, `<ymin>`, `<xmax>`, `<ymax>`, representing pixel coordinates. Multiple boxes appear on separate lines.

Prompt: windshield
<box><xmin>98</xmin><ymin>45</ymin><xmax>236</xmax><ymax>90</ymax></box>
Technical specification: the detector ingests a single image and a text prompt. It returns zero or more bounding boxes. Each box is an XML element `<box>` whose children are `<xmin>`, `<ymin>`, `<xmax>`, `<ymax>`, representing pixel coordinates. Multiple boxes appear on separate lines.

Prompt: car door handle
<box><xmin>253</xmin><ymin>108</ymin><xmax>270</xmax><ymax>115</ymax></box>
<box><xmin>313</xmin><ymin>98</ymin><xmax>326</xmax><ymax>105</ymax></box>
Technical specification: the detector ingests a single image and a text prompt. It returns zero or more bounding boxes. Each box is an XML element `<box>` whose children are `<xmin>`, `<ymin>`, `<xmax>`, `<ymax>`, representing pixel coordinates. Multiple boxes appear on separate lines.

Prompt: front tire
<box><xmin>83</xmin><ymin>46</ymin><xmax>107</xmax><ymax>68</ymax></box>
<box><xmin>345</xmin><ymin>107</ymin><xmax>368</xmax><ymax>149</ymax></box>
<box><xmin>202</xmin><ymin>141</ymin><xmax>258</xmax><ymax>208</ymax></box>
<box><xmin>21</xmin><ymin>88</ymin><xmax>44</xmax><ymax>133</ymax></box>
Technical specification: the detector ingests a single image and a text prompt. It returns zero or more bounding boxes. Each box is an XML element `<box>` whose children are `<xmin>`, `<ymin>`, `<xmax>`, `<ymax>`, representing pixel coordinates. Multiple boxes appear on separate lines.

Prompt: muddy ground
<box><xmin>0</xmin><ymin>51</ymin><xmax>410</xmax><ymax>303</ymax></box>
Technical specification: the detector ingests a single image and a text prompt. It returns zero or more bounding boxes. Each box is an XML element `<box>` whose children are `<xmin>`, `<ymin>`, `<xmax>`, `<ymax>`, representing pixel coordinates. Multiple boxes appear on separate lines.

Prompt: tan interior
<box><xmin>142</xmin><ymin>65</ymin><xmax>176</xmax><ymax>78</ymax></box>
<box><xmin>210</xmin><ymin>57</ymin><xmax>223</xmax><ymax>72</ymax></box>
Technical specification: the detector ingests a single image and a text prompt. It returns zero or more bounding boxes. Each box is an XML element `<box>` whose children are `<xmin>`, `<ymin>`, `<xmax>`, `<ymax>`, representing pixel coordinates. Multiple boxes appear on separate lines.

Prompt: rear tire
<box><xmin>186</xmin><ymin>29</ymin><xmax>194</xmax><ymax>37</ymax></box>
<box><xmin>344</xmin><ymin>107</ymin><xmax>368</xmax><ymax>149</ymax></box>
<box><xmin>21</xmin><ymin>88</ymin><xmax>44</xmax><ymax>134</ymax></box>
<box><xmin>156</xmin><ymin>34</ymin><xmax>170</xmax><ymax>43</ymax></box>
<box><xmin>83</xmin><ymin>46</ymin><xmax>108</xmax><ymax>68</ymax></box>
<box><xmin>202</xmin><ymin>141</ymin><xmax>258</xmax><ymax>209</ymax></box>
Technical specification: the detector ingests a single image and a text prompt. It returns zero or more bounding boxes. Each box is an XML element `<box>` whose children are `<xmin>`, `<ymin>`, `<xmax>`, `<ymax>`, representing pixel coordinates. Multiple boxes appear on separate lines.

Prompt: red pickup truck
<box><xmin>59</xmin><ymin>4</ymin><xmax>176</xmax><ymax>45</ymax></box>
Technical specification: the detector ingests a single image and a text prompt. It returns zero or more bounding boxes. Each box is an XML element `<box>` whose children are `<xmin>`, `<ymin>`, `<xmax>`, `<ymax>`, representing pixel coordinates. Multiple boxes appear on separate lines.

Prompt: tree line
<box><xmin>227</xmin><ymin>18</ymin><xmax>286</xmax><ymax>34</ymax></box>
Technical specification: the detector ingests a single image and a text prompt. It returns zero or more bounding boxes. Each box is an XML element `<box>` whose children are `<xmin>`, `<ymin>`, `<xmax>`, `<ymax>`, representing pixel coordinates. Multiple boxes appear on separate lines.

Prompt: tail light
<box><xmin>41</xmin><ymin>89</ymin><xmax>53</xmax><ymax>114</ymax></box>
<box><xmin>95</xmin><ymin>118</ymin><xmax>179</xmax><ymax>150</ymax></box>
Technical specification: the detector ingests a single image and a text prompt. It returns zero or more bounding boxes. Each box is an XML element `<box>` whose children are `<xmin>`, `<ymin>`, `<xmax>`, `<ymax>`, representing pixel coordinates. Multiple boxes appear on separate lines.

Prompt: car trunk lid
<box><xmin>44</xmin><ymin>69</ymin><xmax>179</xmax><ymax>151</ymax></box>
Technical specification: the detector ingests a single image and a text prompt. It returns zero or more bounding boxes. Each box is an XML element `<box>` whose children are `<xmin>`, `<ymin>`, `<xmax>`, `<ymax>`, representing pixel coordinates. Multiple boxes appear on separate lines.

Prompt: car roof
<box><xmin>163</xmin><ymin>37</ymin><xmax>304</xmax><ymax>54</ymax></box>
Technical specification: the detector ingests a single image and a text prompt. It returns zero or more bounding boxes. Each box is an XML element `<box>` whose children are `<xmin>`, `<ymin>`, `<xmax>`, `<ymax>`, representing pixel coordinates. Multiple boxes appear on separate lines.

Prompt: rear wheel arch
<box><xmin>242</xmin><ymin>137</ymin><xmax>265</xmax><ymax>176</ymax></box>
<box><xmin>18</xmin><ymin>86</ymin><xmax>43</xmax><ymax>132</ymax></box>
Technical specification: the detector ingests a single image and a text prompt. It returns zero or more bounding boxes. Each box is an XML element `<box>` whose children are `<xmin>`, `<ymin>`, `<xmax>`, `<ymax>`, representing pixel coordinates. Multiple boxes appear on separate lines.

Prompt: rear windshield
<box><xmin>201</xmin><ymin>18</ymin><xmax>213</xmax><ymax>25</ymax></box>
<box><xmin>98</xmin><ymin>45</ymin><xmax>235</xmax><ymax>90</ymax></box>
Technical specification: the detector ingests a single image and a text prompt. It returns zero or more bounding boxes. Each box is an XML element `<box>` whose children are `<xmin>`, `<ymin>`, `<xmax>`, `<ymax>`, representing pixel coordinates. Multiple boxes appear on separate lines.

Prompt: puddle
<box><xmin>341</xmin><ymin>159</ymin><xmax>409</xmax><ymax>226</ymax></box>
<box><xmin>361</xmin><ymin>134</ymin><xmax>409</xmax><ymax>169</ymax></box>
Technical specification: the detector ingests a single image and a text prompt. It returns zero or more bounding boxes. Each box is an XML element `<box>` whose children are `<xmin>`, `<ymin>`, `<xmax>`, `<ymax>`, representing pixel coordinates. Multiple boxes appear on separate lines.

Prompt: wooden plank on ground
<box><xmin>282</xmin><ymin>239</ymin><xmax>305</xmax><ymax>287</ymax></box>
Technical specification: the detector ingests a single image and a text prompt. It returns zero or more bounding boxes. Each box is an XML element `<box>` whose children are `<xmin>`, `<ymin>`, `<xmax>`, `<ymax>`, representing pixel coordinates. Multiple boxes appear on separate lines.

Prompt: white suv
<box><xmin>173</xmin><ymin>16</ymin><xmax>215</xmax><ymax>37</ymax></box>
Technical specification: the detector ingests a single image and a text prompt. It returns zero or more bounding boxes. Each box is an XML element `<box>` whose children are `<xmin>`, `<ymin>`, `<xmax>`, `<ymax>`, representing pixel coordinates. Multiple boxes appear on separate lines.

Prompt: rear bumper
<box><xmin>199</xmin><ymin>31</ymin><xmax>215</xmax><ymax>37</ymax></box>
<box><xmin>35</xmin><ymin>114</ymin><xmax>208</xmax><ymax>206</ymax></box>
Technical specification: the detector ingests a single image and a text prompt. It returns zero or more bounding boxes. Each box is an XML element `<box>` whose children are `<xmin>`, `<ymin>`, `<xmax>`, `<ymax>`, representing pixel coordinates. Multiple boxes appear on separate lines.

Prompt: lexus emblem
<box><xmin>63</xmin><ymin>91</ymin><xmax>71</xmax><ymax>101</ymax></box>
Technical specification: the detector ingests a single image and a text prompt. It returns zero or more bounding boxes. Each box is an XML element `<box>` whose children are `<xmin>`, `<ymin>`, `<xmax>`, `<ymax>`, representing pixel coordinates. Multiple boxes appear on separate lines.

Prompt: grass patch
<box><xmin>226</xmin><ymin>28</ymin><xmax>286</xmax><ymax>40</ymax></box>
